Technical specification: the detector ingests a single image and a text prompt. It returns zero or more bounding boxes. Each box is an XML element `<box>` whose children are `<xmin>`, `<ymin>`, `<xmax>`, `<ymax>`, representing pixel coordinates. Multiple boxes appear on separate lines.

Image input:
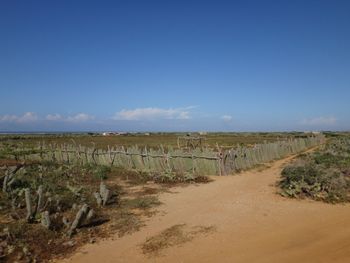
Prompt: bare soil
<box><xmin>59</xmin><ymin>153</ymin><xmax>350</xmax><ymax>263</ymax></box>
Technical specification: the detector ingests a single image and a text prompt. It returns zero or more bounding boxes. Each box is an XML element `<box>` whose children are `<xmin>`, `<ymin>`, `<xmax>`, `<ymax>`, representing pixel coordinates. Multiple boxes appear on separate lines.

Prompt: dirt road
<box><xmin>61</xmin><ymin>153</ymin><xmax>350</xmax><ymax>263</ymax></box>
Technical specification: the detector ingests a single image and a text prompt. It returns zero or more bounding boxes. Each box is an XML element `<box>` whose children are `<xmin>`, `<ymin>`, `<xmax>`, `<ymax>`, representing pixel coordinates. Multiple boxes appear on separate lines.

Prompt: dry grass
<box><xmin>0</xmin><ymin>132</ymin><xmax>307</xmax><ymax>150</ymax></box>
<box><xmin>107</xmin><ymin>209</ymin><xmax>144</xmax><ymax>238</ymax></box>
<box><xmin>141</xmin><ymin>224</ymin><xmax>215</xmax><ymax>256</ymax></box>
<box><xmin>123</xmin><ymin>196</ymin><xmax>162</xmax><ymax>210</ymax></box>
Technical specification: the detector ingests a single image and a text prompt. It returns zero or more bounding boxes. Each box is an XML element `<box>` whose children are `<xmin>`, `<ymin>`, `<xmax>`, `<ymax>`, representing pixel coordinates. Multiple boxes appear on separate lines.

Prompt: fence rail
<box><xmin>13</xmin><ymin>134</ymin><xmax>325</xmax><ymax>176</ymax></box>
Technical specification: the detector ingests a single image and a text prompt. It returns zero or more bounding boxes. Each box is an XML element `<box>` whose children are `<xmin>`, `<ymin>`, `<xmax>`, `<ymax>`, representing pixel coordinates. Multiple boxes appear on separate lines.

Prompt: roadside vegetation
<box><xmin>279</xmin><ymin>135</ymin><xmax>350</xmax><ymax>203</ymax></box>
<box><xmin>0</xmin><ymin>158</ymin><xmax>173</xmax><ymax>262</ymax></box>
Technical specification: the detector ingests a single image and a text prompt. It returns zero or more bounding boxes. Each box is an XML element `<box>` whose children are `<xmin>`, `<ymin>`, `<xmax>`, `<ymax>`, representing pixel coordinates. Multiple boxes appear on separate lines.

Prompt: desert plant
<box><xmin>279</xmin><ymin>137</ymin><xmax>350</xmax><ymax>203</ymax></box>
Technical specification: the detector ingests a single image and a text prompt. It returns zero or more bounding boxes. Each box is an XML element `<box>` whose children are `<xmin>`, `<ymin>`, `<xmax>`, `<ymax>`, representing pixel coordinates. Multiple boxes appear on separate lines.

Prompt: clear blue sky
<box><xmin>0</xmin><ymin>0</ymin><xmax>349</xmax><ymax>132</ymax></box>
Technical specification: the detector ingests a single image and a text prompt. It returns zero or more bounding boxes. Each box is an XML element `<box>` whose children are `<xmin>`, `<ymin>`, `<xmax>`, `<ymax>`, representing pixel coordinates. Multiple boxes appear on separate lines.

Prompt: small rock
<box><xmin>89</xmin><ymin>238</ymin><xmax>96</xmax><ymax>244</ymax></box>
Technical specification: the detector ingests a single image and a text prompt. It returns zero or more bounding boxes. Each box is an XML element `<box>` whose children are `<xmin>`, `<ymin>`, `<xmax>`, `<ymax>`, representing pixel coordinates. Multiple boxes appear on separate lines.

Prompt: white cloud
<box><xmin>46</xmin><ymin>114</ymin><xmax>62</xmax><ymax>121</ymax></box>
<box><xmin>0</xmin><ymin>112</ymin><xmax>96</xmax><ymax>124</ymax></box>
<box><xmin>113</xmin><ymin>107</ymin><xmax>193</xmax><ymax>121</ymax></box>
<box><xmin>17</xmin><ymin>112</ymin><xmax>38</xmax><ymax>122</ymax></box>
<box><xmin>0</xmin><ymin>114</ymin><xmax>18</xmax><ymax>122</ymax></box>
<box><xmin>301</xmin><ymin>116</ymin><xmax>337</xmax><ymax>126</ymax></box>
<box><xmin>221</xmin><ymin>115</ymin><xmax>233</xmax><ymax>122</ymax></box>
<box><xmin>0</xmin><ymin>112</ymin><xmax>38</xmax><ymax>123</ymax></box>
<box><xmin>66</xmin><ymin>113</ymin><xmax>94</xmax><ymax>122</ymax></box>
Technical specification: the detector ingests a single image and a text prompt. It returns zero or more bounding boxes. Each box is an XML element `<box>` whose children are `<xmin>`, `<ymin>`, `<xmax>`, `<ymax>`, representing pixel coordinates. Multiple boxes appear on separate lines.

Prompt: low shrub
<box><xmin>279</xmin><ymin>137</ymin><xmax>350</xmax><ymax>203</ymax></box>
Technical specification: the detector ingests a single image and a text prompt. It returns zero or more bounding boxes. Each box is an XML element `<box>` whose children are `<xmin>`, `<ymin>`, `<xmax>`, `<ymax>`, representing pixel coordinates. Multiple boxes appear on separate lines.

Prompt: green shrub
<box><xmin>92</xmin><ymin>165</ymin><xmax>111</xmax><ymax>180</ymax></box>
<box><xmin>279</xmin><ymin>137</ymin><xmax>350</xmax><ymax>203</ymax></box>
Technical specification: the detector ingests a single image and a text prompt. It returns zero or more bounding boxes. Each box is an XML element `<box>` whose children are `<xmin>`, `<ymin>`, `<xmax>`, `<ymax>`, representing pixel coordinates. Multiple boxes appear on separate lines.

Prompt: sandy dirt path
<box><xmin>61</xmin><ymin>153</ymin><xmax>350</xmax><ymax>263</ymax></box>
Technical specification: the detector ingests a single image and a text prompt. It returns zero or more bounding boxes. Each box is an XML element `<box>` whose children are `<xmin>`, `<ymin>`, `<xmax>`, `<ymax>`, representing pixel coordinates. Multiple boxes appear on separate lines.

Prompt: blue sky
<box><xmin>0</xmin><ymin>0</ymin><xmax>349</xmax><ymax>132</ymax></box>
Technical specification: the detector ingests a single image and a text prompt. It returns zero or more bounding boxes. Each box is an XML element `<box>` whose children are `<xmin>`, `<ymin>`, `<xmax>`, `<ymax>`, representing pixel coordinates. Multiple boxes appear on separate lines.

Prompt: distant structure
<box><xmin>303</xmin><ymin>131</ymin><xmax>321</xmax><ymax>134</ymax></box>
<box><xmin>102</xmin><ymin>132</ymin><xmax>122</xmax><ymax>136</ymax></box>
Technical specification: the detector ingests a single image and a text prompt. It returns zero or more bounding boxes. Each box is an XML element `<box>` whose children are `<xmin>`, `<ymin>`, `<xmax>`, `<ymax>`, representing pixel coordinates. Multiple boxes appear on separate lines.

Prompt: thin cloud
<box><xmin>18</xmin><ymin>112</ymin><xmax>38</xmax><ymax>122</ymax></box>
<box><xmin>0</xmin><ymin>114</ymin><xmax>18</xmax><ymax>122</ymax></box>
<box><xmin>301</xmin><ymin>116</ymin><xmax>337</xmax><ymax>126</ymax></box>
<box><xmin>112</xmin><ymin>107</ymin><xmax>193</xmax><ymax>121</ymax></box>
<box><xmin>221</xmin><ymin>115</ymin><xmax>233</xmax><ymax>122</ymax></box>
<box><xmin>0</xmin><ymin>112</ymin><xmax>95</xmax><ymax>123</ymax></box>
<box><xmin>0</xmin><ymin>112</ymin><xmax>38</xmax><ymax>123</ymax></box>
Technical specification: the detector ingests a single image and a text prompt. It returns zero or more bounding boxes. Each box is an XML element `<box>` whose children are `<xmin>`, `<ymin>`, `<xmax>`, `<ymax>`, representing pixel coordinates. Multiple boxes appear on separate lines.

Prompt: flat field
<box><xmin>0</xmin><ymin>132</ymin><xmax>313</xmax><ymax>149</ymax></box>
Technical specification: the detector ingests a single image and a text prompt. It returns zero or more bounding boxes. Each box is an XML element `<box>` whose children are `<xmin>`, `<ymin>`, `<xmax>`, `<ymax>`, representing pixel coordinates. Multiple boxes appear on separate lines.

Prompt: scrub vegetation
<box><xmin>279</xmin><ymin>135</ymin><xmax>350</xmax><ymax>203</ymax></box>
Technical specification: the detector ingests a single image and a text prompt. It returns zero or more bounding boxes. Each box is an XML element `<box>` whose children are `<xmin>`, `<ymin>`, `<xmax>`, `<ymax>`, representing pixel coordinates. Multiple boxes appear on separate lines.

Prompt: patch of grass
<box><xmin>138</xmin><ymin>187</ymin><xmax>161</xmax><ymax>195</ymax></box>
<box><xmin>123</xmin><ymin>196</ymin><xmax>161</xmax><ymax>210</ymax></box>
<box><xmin>109</xmin><ymin>167</ymin><xmax>151</xmax><ymax>185</ymax></box>
<box><xmin>141</xmin><ymin>224</ymin><xmax>215</xmax><ymax>256</ymax></box>
<box><xmin>109</xmin><ymin>166</ymin><xmax>210</xmax><ymax>185</ymax></box>
<box><xmin>151</xmin><ymin>171</ymin><xmax>211</xmax><ymax>184</ymax></box>
<box><xmin>83</xmin><ymin>164</ymin><xmax>111</xmax><ymax>180</ymax></box>
<box><xmin>109</xmin><ymin>210</ymin><xmax>144</xmax><ymax>237</ymax></box>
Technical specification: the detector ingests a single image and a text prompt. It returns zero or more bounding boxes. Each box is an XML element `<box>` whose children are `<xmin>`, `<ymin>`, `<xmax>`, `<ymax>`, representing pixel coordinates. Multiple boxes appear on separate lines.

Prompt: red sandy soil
<box><xmin>59</xmin><ymin>153</ymin><xmax>350</xmax><ymax>263</ymax></box>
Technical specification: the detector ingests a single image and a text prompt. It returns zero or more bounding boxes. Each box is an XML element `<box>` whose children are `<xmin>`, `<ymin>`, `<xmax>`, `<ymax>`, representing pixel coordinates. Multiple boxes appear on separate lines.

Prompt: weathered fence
<box><xmin>24</xmin><ymin>134</ymin><xmax>325</xmax><ymax>176</ymax></box>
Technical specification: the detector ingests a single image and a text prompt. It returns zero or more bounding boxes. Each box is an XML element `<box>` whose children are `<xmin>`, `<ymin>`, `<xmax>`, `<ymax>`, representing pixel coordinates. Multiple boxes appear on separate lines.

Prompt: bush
<box><xmin>93</xmin><ymin>165</ymin><xmax>111</xmax><ymax>180</ymax></box>
<box><xmin>279</xmin><ymin>137</ymin><xmax>350</xmax><ymax>203</ymax></box>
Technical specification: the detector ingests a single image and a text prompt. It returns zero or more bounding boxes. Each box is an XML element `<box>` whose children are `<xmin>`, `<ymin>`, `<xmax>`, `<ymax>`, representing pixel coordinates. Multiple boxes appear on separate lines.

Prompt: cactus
<box><xmin>41</xmin><ymin>211</ymin><xmax>51</xmax><ymax>229</ymax></box>
<box><xmin>34</xmin><ymin>185</ymin><xmax>43</xmax><ymax>215</ymax></box>
<box><xmin>2</xmin><ymin>165</ymin><xmax>22</xmax><ymax>193</ymax></box>
<box><xmin>100</xmin><ymin>182</ymin><xmax>111</xmax><ymax>206</ymax></box>
<box><xmin>94</xmin><ymin>192</ymin><xmax>102</xmax><ymax>206</ymax></box>
<box><xmin>94</xmin><ymin>182</ymin><xmax>111</xmax><ymax>207</ymax></box>
<box><xmin>25</xmin><ymin>188</ymin><xmax>33</xmax><ymax>222</ymax></box>
<box><xmin>68</xmin><ymin>204</ymin><xmax>90</xmax><ymax>237</ymax></box>
<box><xmin>86</xmin><ymin>209</ymin><xmax>94</xmax><ymax>221</ymax></box>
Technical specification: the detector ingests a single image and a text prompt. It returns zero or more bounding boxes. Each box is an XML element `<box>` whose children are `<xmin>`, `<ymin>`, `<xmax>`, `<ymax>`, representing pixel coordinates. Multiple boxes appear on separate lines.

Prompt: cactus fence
<box><xmin>16</xmin><ymin>134</ymin><xmax>325</xmax><ymax>176</ymax></box>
